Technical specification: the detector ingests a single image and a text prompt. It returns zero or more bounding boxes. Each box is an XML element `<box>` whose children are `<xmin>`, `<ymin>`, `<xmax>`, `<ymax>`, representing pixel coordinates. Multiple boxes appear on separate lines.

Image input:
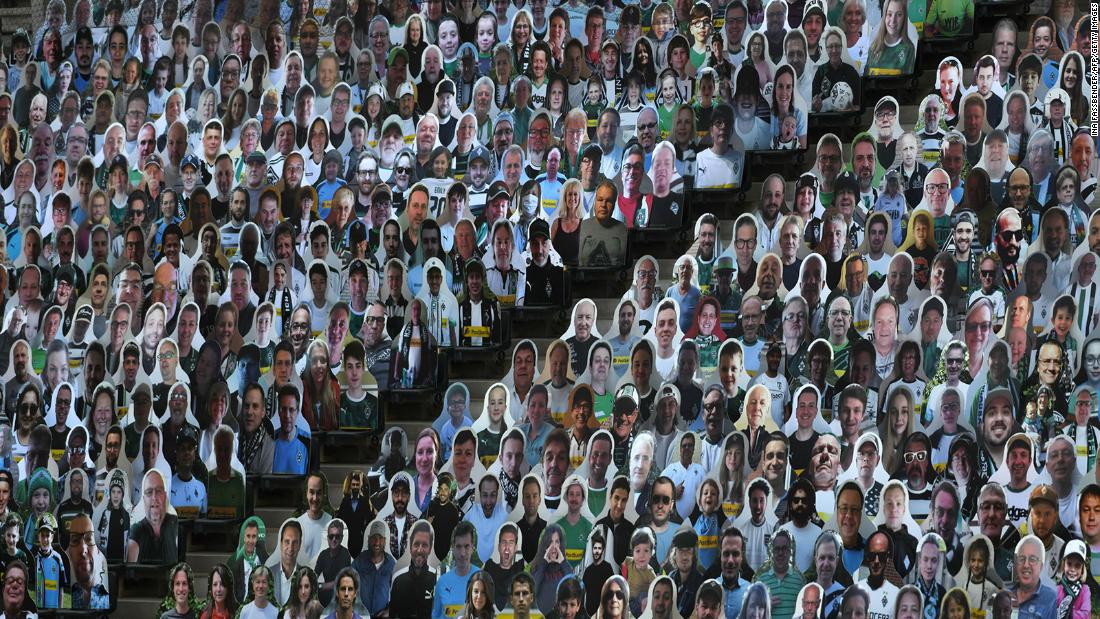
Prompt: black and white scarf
<box><xmin>1057</xmin><ymin>576</ymin><xmax>1082</xmax><ymax>619</ymax></box>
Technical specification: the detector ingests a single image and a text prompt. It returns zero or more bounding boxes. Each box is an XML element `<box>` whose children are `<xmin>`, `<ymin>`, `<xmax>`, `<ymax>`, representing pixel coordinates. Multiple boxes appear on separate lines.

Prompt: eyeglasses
<box><xmin>366</xmin><ymin>316</ymin><xmax>385</xmax><ymax>324</ymax></box>
<box><xmin>1000</xmin><ymin>229</ymin><xmax>1024</xmax><ymax>241</ymax></box>
<box><xmin>734</xmin><ymin>239</ymin><xmax>757</xmax><ymax>249</ymax></box>
<box><xmin>605</xmin><ymin>589</ymin><xmax>625</xmax><ymax>600</ymax></box>
<box><xmin>395</xmin><ymin>167</ymin><xmax>411</xmax><ymax>174</ymax></box>
<box><xmin>69</xmin><ymin>529</ymin><xmax>96</xmax><ymax>549</ymax></box>
<box><xmin>19</xmin><ymin>404</ymin><xmax>38</xmax><ymax>414</ymax></box>
<box><xmin>652</xmin><ymin>494</ymin><xmax>672</xmax><ymax>504</ymax></box>
<box><xmin>925</xmin><ymin>183</ymin><xmax>948</xmax><ymax>194</ymax></box>
<box><xmin>903</xmin><ymin>451</ymin><xmax>926</xmax><ymax>463</ymax></box>
<box><xmin>980</xmin><ymin>269</ymin><xmax>996</xmax><ymax>277</ymax></box>
<box><xmin>1015</xmin><ymin>555</ymin><xmax>1041</xmax><ymax>566</ymax></box>
<box><xmin>965</xmin><ymin>321</ymin><xmax>991</xmax><ymax>334</ymax></box>
<box><xmin>829</xmin><ymin>309</ymin><xmax>852</xmax><ymax>317</ymax></box>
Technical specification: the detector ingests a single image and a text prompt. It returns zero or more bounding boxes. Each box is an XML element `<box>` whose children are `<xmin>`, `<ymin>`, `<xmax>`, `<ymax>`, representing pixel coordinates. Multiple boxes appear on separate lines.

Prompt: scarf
<box><xmin>267</xmin><ymin>286</ymin><xmax>294</xmax><ymax>338</ymax></box>
<box><xmin>500</xmin><ymin>471</ymin><xmax>519</xmax><ymax>510</ymax></box>
<box><xmin>1057</xmin><ymin>576</ymin><xmax>1082</xmax><ymax>619</ymax></box>
<box><xmin>397</xmin><ymin>321</ymin><xmax>424</xmax><ymax>367</ymax></box>
<box><xmin>239</xmin><ymin>427</ymin><xmax>271</xmax><ymax>472</ymax></box>
<box><xmin>916</xmin><ymin>577</ymin><xmax>940</xmax><ymax>619</ymax></box>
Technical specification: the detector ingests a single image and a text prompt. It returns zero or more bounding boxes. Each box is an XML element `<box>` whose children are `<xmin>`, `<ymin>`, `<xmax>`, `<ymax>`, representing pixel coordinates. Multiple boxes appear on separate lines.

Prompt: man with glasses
<box><xmin>1025</xmin><ymin>129</ymin><xmax>1056</xmax><ymax>205</ymax></box>
<box><xmin>813</xmin><ymin>135</ymin><xmax>845</xmax><ymax>207</ymax></box>
<box><xmin>66</xmin><ymin>514</ymin><xmax>108</xmax><ymax>609</ymax></box>
<box><xmin>128</xmin><ymin>469</ymin><xmax>179</xmax><ymax>564</ymax></box>
<box><xmin>634</xmin><ymin>106</ymin><xmax>659</xmax><ymax>159</ymax></box>
<box><xmin>994</xmin><ymin>208</ymin><xmax>1026</xmax><ymax>291</ymax></box>
<box><xmin>899</xmin><ymin>432</ymin><xmax>934</xmax><ymax>521</ymax></box>
<box><xmin>777</xmin><ymin>478</ymin><xmax>823</xmax><ymax>574</ymax></box>
<box><xmin>638</xmin><ymin>475</ymin><xmax>681</xmax><ymax>561</ymax></box>
<box><xmin>755</xmin><ymin>529</ymin><xmax>803</xmax><ymax>619</ymax></box>
<box><xmin>617</xmin><ymin>145</ymin><xmax>650</xmax><ymax>229</ymax></box>
<box><xmin>315</xmin><ymin>520</ymin><xmax>353</xmax><ymax>608</ymax></box>
<box><xmin>1007</xmin><ymin>535</ymin><xmax>1056</xmax><ymax>619</ymax></box>
<box><xmin>855</xmin><ymin>530</ymin><xmax>899</xmax><ymax>618</ymax></box>
<box><xmin>353</xmin><ymin>154</ymin><xmax>379</xmax><ymax>213</ymax></box>
<box><xmin>695</xmin><ymin>103</ymin><xmax>743</xmax><ymax>190</ymax></box>
<box><xmin>812</xmin><ymin>29</ymin><xmax>860</xmax><ymax>114</ymax></box>
<box><xmin>1062</xmin><ymin>387</ymin><xmax>1100</xmax><ymax>474</ymax></box>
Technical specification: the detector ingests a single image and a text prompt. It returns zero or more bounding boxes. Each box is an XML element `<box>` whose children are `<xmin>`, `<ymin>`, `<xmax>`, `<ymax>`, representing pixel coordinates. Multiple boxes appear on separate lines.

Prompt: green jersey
<box><xmin>926</xmin><ymin>0</ymin><xmax>973</xmax><ymax>37</ymax></box>
<box><xmin>339</xmin><ymin>391</ymin><xmax>379</xmax><ymax>430</ymax></box>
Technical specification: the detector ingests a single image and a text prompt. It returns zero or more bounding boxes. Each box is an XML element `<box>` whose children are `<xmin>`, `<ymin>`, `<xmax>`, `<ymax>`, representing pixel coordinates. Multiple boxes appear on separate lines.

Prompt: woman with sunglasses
<box><xmin>596</xmin><ymin>575</ymin><xmax>630</xmax><ymax>619</ymax></box>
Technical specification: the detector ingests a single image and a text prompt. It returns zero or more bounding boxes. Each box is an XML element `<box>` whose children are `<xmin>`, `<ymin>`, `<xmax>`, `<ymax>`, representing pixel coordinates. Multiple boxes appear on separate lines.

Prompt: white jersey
<box><xmin>421</xmin><ymin>177</ymin><xmax>455</xmax><ymax>219</ymax></box>
<box><xmin>750</xmin><ymin>372</ymin><xmax>790</xmax><ymax>428</ymax></box>
<box><xmin>856</xmin><ymin>580</ymin><xmax>899</xmax><ymax>619</ymax></box>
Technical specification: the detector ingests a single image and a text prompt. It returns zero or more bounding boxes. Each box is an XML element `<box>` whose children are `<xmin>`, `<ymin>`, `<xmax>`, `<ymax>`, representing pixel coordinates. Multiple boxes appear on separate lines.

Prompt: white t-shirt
<box><xmin>777</xmin><ymin>520</ymin><xmax>823</xmax><ymax>574</ymax></box>
<box><xmin>296</xmin><ymin>511</ymin><xmax>334</xmax><ymax>564</ymax></box>
<box><xmin>856</xmin><ymin>579</ymin><xmax>899</xmax><ymax>619</ymax></box>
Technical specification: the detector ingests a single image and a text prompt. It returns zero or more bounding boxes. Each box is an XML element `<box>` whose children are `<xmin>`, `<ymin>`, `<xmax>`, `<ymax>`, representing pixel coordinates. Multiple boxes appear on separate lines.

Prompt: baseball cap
<box><xmin>834</xmin><ymin>171</ymin><xmax>859</xmax><ymax>196</ymax></box>
<box><xmin>396</xmin><ymin>81</ymin><xmax>415</xmax><ymax>99</ymax></box>
<box><xmin>1045</xmin><ymin>87</ymin><xmax>1069</xmax><ymax>107</ymax></box>
<box><xmin>673</xmin><ymin>529</ymin><xmax>699</xmax><ymax>549</ymax></box>
<box><xmin>177</xmin><ymin>425</ymin><xmax>199</xmax><ymax>447</ymax></box>
<box><xmin>324</xmin><ymin>149</ymin><xmax>343</xmax><ymax>167</ymax></box>
<box><xmin>436</xmin><ymin>80</ymin><xmax>455</xmax><ymax>96</ymax></box>
<box><xmin>614</xmin><ymin>383</ymin><xmax>639</xmax><ymax>410</ymax></box>
<box><xmin>529</xmin><ymin>218</ymin><xmax>550</xmax><ymax>241</ymax></box>
<box><xmin>246</xmin><ymin>150</ymin><xmax>268</xmax><ymax>165</ymax></box>
<box><xmin>1064</xmin><ymin>539</ymin><xmax>1088</xmax><ymax>562</ymax></box>
<box><xmin>75</xmin><ymin>304</ymin><xmax>94</xmax><ymax>323</ymax></box>
<box><xmin>387</xmin><ymin>47</ymin><xmax>409</xmax><ymax>65</ymax></box>
<box><xmin>391</xmin><ymin>475</ymin><xmax>411</xmax><ymax>492</ymax></box>
<box><xmin>697</xmin><ymin>580</ymin><xmax>723</xmax><ymax>603</ymax></box>
<box><xmin>658</xmin><ymin>383</ymin><xmax>681</xmax><ymax>404</ymax></box>
<box><xmin>37</xmin><ymin>513</ymin><xmax>58</xmax><ymax>532</ymax></box>
<box><xmin>1028</xmin><ymin>484</ymin><xmax>1057</xmax><ymax>509</ymax></box>
<box><xmin>487</xmin><ymin>181</ymin><xmax>510</xmax><ymax>203</ymax></box>
<box><xmin>469</xmin><ymin>145</ymin><xmax>492</xmax><ymax>165</ymax></box>
<box><xmin>181</xmin><ymin>154</ymin><xmax>201</xmax><ymax>171</ymax></box>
